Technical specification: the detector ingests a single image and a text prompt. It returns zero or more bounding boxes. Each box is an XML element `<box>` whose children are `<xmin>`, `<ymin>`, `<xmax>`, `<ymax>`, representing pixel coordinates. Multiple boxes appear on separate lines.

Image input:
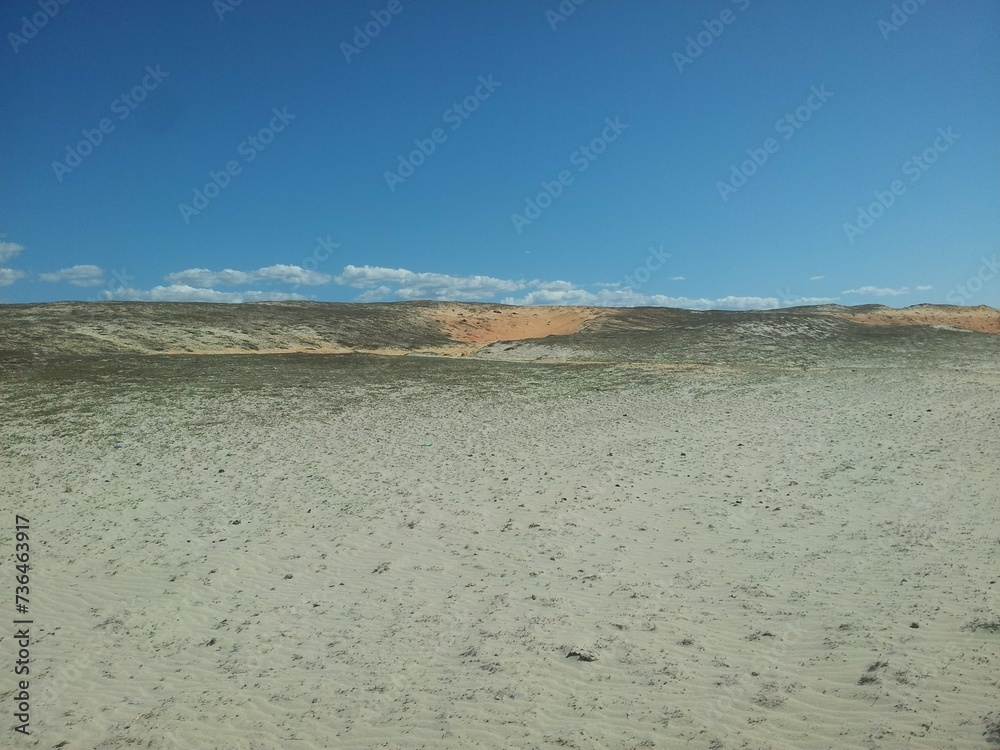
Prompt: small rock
<box><xmin>910</xmin><ymin>622</ymin><xmax>919</xmax><ymax>629</ymax></box>
<box><xmin>566</xmin><ymin>648</ymin><xmax>597</xmax><ymax>662</ymax></box>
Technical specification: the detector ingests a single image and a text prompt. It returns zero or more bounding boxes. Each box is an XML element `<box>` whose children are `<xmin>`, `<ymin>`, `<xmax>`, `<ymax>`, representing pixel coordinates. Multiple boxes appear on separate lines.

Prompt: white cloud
<box><xmin>808</xmin><ymin>275</ymin><xmax>825</xmax><ymax>281</ymax></box>
<box><xmin>334</xmin><ymin>265</ymin><xmax>839</xmax><ymax>310</ymax></box>
<box><xmin>335</xmin><ymin>265</ymin><xmax>525</xmax><ymax>301</ymax></box>
<box><xmin>779</xmin><ymin>296</ymin><xmax>841</xmax><ymax>306</ymax></box>
<box><xmin>354</xmin><ymin>285</ymin><xmax>393</xmax><ymax>302</ymax></box>
<box><xmin>916</xmin><ymin>285</ymin><xmax>932</xmax><ymax>291</ymax></box>
<box><xmin>103</xmin><ymin>262</ymin><xmax>846</xmax><ymax>309</ymax></box>
<box><xmin>503</xmin><ymin>286</ymin><xmax>608</xmax><ymax>306</ymax></box>
<box><xmin>39</xmin><ymin>264</ymin><xmax>105</xmax><ymax>287</ymax></box>
<box><xmin>841</xmin><ymin>286</ymin><xmax>909</xmax><ymax>296</ymax></box>
<box><xmin>102</xmin><ymin>285</ymin><xmax>310</xmax><ymax>303</ymax></box>
<box><xmin>529</xmin><ymin>279</ymin><xmax>578</xmax><ymax>292</ymax></box>
<box><xmin>0</xmin><ymin>241</ymin><xmax>27</xmax><ymax>286</ymax></box>
<box><xmin>503</xmin><ymin>286</ymin><xmax>837</xmax><ymax>310</ymax></box>
<box><xmin>164</xmin><ymin>264</ymin><xmax>332</xmax><ymax>287</ymax></box>
<box><xmin>0</xmin><ymin>268</ymin><xmax>27</xmax><ymax>286</ymax></box>
<box><xmin>670</xmin><ymin>276</ymin><xmax>685</xmax><ymax>281</ymax></box>
<box><xmin>0</xmin><ymin>242</ymin><xmax>25</xmax><ymax>263</ymax></box>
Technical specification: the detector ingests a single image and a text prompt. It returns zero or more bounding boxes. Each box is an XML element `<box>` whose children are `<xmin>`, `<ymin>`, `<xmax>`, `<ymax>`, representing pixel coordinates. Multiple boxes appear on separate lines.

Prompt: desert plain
<box><xmin>1</xmin><ymin>301</ymin><xmax>999</xmax><ymax>749</ymax></box>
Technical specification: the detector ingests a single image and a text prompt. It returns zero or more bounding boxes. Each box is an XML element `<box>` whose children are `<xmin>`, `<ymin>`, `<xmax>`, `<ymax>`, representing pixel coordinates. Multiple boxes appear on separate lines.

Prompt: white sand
<box><xmin>2</xmin><ymin>364</ymin><xmax>998</xmax><ymax>749</ymax></box>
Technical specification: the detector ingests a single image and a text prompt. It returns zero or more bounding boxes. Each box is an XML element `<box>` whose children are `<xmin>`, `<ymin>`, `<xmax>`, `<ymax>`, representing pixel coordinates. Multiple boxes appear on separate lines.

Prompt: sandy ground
<box><xmin>421</xmin><ymin>304</ymin><xmax>599</xmax><ymax>345</ymax></box>
<box><xmin>829</xmin><ymin>305</ymin><xmax>1000</xmax><ymax>334</ymax></box>
<box><xmin>2</xmin><ymin>362</ymin><xmax>999</xmax><ymax>749</ymax></box>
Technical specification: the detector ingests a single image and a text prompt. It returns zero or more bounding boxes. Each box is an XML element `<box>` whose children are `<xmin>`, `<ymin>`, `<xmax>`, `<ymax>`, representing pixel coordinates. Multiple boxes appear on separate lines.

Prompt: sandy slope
<box><xmin>2</xmin><ymin>361</ymin><xmax>998</xmax><ymax>749</ymax></box>
<box><xmin>829</xmin><ymin>305</ymin><xmax>1000</xmax><ymax>334</ymax></box>
<box><xmin>2</xmin><ymin>303</ymin><xmax>998</xmax><ymax>364</ymax></box>
<box><xmin>421</xmin><ymin>304</ymin><xmax>600</xmax><ymax>344</ymax></box>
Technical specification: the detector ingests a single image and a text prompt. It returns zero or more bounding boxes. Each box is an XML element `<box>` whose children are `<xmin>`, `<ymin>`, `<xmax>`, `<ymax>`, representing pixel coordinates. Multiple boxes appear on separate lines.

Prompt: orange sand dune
<box><xmin>421</xmin><ymin>304</ymin><xmax>600</xmax><ymax>345</ymax></box>
<box><xmin>831</xmin><ymin>306</ymin><xmax>1000</xmax><ymax>334</ymax></box>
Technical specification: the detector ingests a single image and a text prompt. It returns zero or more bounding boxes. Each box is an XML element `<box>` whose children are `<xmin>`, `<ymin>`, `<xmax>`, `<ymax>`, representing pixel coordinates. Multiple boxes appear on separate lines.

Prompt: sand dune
<box><xmin>1</xmin><ymin>304</ymin><xmax>998</xmax><ymax>748</ymax></box>
<box><xmin>423</xmin><ymin>304</ymin><xmax>600</xmax><ymax>344</ymax></box>
<box><xmin>1</xmin><ymin>302</ymin><xmax>998</xmax><ymax>366</ymax></box>
<box><xmin>828</xmin><ymin>304</ymin><xmax>1000</xmax><ymax>334</ymax></box>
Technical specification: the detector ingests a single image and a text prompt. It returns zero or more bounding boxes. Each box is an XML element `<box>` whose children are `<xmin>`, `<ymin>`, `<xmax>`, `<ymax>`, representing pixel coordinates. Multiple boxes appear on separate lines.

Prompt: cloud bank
<box><xmin>0</xmin><ymin>268</ymin><xmax>27</xmax><ymax>286</ymax></box>
<box><xmin>77</xmin><ymin>262</ymin><xmax>928</xmax><ymax>310</ymax></box>
<box><xmin>103</xmin><ymin>285</ymin><xmax>310</xmax><ymax>303</ymax></box>
<box><xmin>40</xmin><ymin>265</ymin><xmax>105</xmax><ymax>287</ymax></box>
<box><xmin>0</xmin><ymin>242</ymin><xmax>25</xmax><ymax>263</ymax></box>
<box><xmin>165</xmin><ymin>264</ymin><xmax>332</xmax><ymax>287</ymax></box>
<box><xmin>841</xmin><ymin>285</ymin><xmax>910</xmax><ymax>296</ymax></box>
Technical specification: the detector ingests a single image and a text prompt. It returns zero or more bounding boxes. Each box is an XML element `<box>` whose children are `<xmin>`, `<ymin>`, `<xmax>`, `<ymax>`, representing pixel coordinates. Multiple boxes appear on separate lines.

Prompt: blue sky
<box><xmin>1</xmin><ymin>0</ymin><xmax>998</xmax><ymax>308</ymax></box>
